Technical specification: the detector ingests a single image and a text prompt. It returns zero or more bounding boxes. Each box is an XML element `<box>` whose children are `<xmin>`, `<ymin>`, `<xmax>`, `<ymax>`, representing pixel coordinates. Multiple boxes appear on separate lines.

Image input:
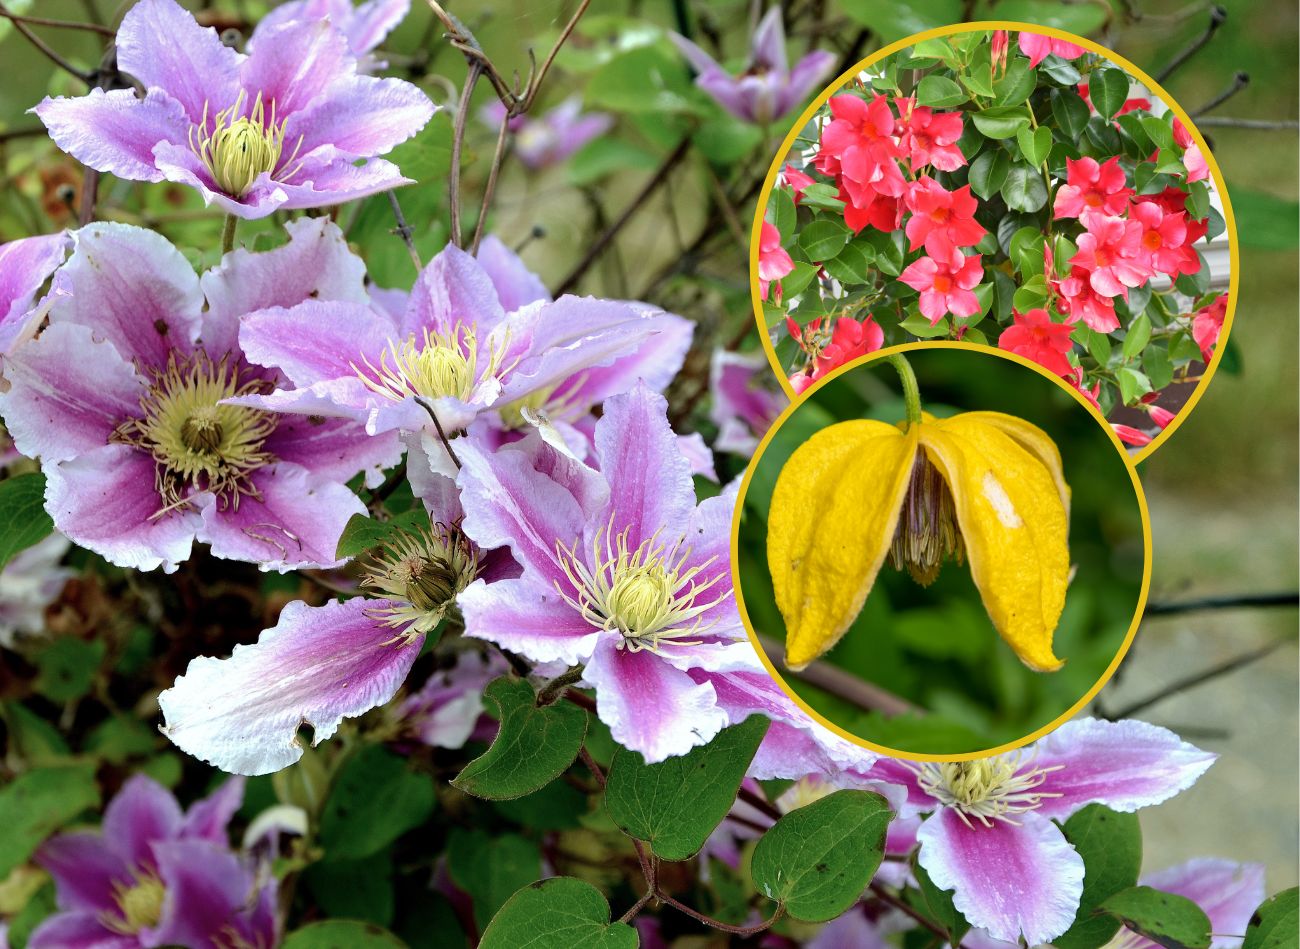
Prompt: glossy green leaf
<box><xmin>1055</xmin><ymin>805</ymin><xmax>1142</xmax><ymax>949</ymax></box>
<box><xmin>0</xmin><ymin>763</ymin><xmax>99</xmax><ymax>877</ymax></box>
<box><xmin>605</xmin><ymin>715</ymin><xmax>768</xmax><ymax>860</ymax></box>
<box><xmin>751</xmin><ymin>790</ymin><xmax>893</xmax><ymax>921</ymax></box>
<box><xmin>1089</xmin><ymin>66</ymin><xmax>1130</xmax><ymax>121</ymax></box>
<box><xmin>969</xmin><ymin>149</ymin><xmax>1011</xmax><ymax>200</ymax></box>
<box><xmin>900</xmin><ymin>313</ymin><xmax>951</xmax><ymax>338</ymax></box>
<box><xmin>917</xmin><ymin>75</ymin><xmax>967</xmax><ymax>108</ymax></box>
<box><xmin>478</xmin><ymin>877</ymin><xmax>637</xmax><ymax>949</ymax></box>
<box><xmin>335</xmin><ymin>508</ymin><xmax>431</xmax><ymax>560</ymax></box>
<box><xmin>0</xmin><ymin>474</ymin><xmax>54</xmax><ymax>572</ymax></box>
<box><xmin>973</xmin><ymin>107</ymin><xmax>1030</xmax><ymax>140</ymax></box>
<box><xmin>319</xmin><ymin>746</ymin><xmax>435</xmax><ymax>862</ymax></box>
<box><xmin>1099</xmin><ymin>886</ymin><xmax>1211</xmax><ymax>949</ymax></box>
<box><xmin>1051</xmin><ymin>88</ymin><xmax>1092</xmax><ymax>141</ymax></box>
<box><xmin>453</xmin><ymin>677</ymin><xmax>587</xmax><ymax>801</ymax></box>
<box><xmin>1116</xmin><ymin>366</ymin><xmax>1153</xmax><ymax>405</ymax></box>
<box><xmin>1242</xmin><ymin>887</ymin><xmax>1299</xmax><ymax>949</ymax></box>
<box><xmin>769</xmin><ymin>186</ymin><xmax>797</xmax><ymax>238</ymax></box>
<box><xmin>447</xmin><ymin>830</ymin><xmax>542</xmax><ymax>930</ymax></box>
<box><xmin>1016</xmin><ymin>125</ymin><xmax>1053</xmax><ymax>167</ymax></box>
<box><xmin>995</xmin><ymin>59</ymin><xmax>1037</xmax><ymax>107</ymax></box>
<box><xmin>912</xmin><ymin>859</ymin><xmax>972</xmax><ymax>946</ymax></box>
<box><xmin>1123</xmin><ymin>313</ymin><xmax>1152</xmax><ymax>360</ymax></box>
<box><xmin>1002</xmin><ymin>165</ymin><xmax>1049</xmax><ymax>212</ymax></box>
<box><xmin>798</xmin><ymin>219</ymin><xmax>853</xmax><ymax>260</ymax></box>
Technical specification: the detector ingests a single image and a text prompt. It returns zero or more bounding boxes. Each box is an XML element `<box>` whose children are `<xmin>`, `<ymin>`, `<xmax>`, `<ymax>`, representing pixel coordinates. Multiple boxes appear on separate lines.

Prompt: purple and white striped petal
<box><xmin>115</xmin><ymin>0</ymin><xmax>240</xmax><ymax>121</ymax></box>
<box><xmin>102</xmin><ymin>774</ymin><xmax>184</xmax><ymax>869</ymax></box>
<box><xmin>345</xmin><ymin>0</ymin><xmax>412</xmax><ymax>55</ymax></box>
<box><xmin>197</xmin><ymin>462</ymin><xmax>365</xmax><ymax>571</ymax></box>
<box><xmin>0</xmin><ymin>231</ymin><xmax>69</xmax><ymax>353</ymax></box>
<box><xmin>238</xmin><ymin>299</ymin><xmax>394</xmax><ymax>390</ymax></box>
<box><xmin>27</xmin><ymin>912</ymin><xmax>134</xmax><ymax>949</ymax></box>
<box><xmin>46</xmin><ymin>444</ymin><xmax>199</xmax><ymax>573</ymax></box>
<box><xmin>1032</xmin><ymin>718</ymin><xmax>1216</xmax><ymax>820</ymax></box>
<box><xmin>476</xmin><ymin>235</ymin><xmax>550</xmax><ymax>312</ymax></box>
<box><xmin>273</xmin><ymin>156</ymin><xmax>414</xmax><ymax>212</ymax></box>
<box><xmin>592</xmin><ymin>384</ymin><xmax>695</xmax><ymax>551</ymax></box>
<box><xmin>180</xmin><ymin>777</ymin><xmax>247</xmax><ymax>845</ymax></box>
<box><xmin>49</xmin><ymin>223</ymin><xmax>203</xmax><ymax>372</ymax></box>
<box><xmin>0</xmin><ymin>322</ymin><xmax>144</xmax><ymax>464</ymax></box>
<box><xmin>916</xmin><ymin>808</ymin><xmax>1085</xmax><ymax>946</ymax></box>
<box><xmin>265</xmin><ymin>414</ymin><xmax>402</xmax><ymax>489</ymax></box>
<box><xmin>35</xmin><ymin>833</ymin><xmax>130</xmax><ymax>914</ymax></box>
<box><xmin>33</xmin><ymin>89</ymin><xmax>189</xmax><ymax>184</ymax></box>
<box><xmin>286</xmin><ymin>75</ymin><xmax>434</xmax><ymax>159</ymax></box>
<box><xmin>1140</xmin><ymin>859</ymin><xmax>1265</xmax><ymax>949</ymax></box>
<box><xmin>239</xmin><ymin>17</ymin><xmax>353</xmax><ymax>118</ymax></box>
<box><xmin>146</xmin><ymin>839</ymin><xmax>258</xmax><ymax>949</ymax></box>
<box><xmin>402</xmin><ymin>243</ymin><xmax>507</xmax><ymax>341</ymax></box>
<box><xmin>159</xmin><ymin>597</ymin><xmax>422</xmax><ymax>775</ymax></box>
<box><xmin>583</xmin><ymin>635</ymin><xmax>728</xmax><ymax>763</ymax></box>
<box><xmin>458</xmin><ymin>576</ymin><xmax>602</xmax><ymax>666</ymax></box>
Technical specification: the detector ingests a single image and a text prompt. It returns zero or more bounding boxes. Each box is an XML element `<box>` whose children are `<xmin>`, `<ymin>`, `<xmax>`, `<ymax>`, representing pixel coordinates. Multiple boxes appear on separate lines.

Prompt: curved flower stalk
<box><xmin>29</xmin><ymin>775</ymin><xmax>278</xmax><ymax>949</ymax></box>
<box><xmin>234</xmin><ymin>237</ymin><xmax>692</xmax><ymax>449</ymax></box>
<box><xmin>456</xmin><ymin>384</ymin><xmax>755</xmax><ymax>762</ymax></box>
<box><xmin>768</xmin><ymin>369</ymin><xmax>1071</xmax><ymax>671</ymax></box>
<box><xmin>250</xmin><ymin>0</ymin><xmax>411</xmax><ymax>72</ymax></box>
<box><xmin>35</xmin><ymin>0</ymin><xmax>434</xmax><ymax>218</ymax></box>
<box><xmin>0</xmin><ymin>231</ymin><xmax>69</xmax><ymax>354</ymax></box>
<box><xmin>0</xmin><ymin>219</ymin><xmax>401</xmax><ymax>572</ymax></box>
<box><xmin>159</xmin><ymin>517</ymin><xmax>502</xmax><ymax>775</ymax></box>
<box><xmin>861</xmin><ymin>718</ymin><xmax>1216</xmax><ymax>946</ymax></box>
<box><xmin>670</xmin><ymin>7</ymin><xmax>836</xmax><ymax>125</ymax></box>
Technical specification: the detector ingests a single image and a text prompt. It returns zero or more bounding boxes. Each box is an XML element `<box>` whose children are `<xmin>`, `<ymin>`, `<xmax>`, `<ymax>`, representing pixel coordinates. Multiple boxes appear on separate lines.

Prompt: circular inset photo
<box><xmin>732</xmin><ymin>342</ymin><xmax>1149</xmax><ymax>758</ymax></box>
<box><xmin>751</xmin><ymin>23</ymin><xmax>1235</xmax><ymax>463</ymax></box>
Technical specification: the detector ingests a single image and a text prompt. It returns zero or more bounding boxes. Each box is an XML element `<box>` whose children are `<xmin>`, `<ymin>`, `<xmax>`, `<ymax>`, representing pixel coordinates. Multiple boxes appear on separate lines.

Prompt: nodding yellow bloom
<box><xmin>767</xmin><ymin>410</ymin><xmax>1070</xmax><ymax>673</ymax></box>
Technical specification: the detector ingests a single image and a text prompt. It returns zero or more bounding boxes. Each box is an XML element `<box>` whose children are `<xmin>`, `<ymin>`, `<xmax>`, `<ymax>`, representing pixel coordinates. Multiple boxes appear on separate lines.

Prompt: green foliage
<box><xmin>446</xmin><ymin>829</ymin><xmax>542</xmax><ymax>930</ymax></box>
<box><xmin>453</xmin><ymin>677</ymin><xmax>588</xmax><ymax>800</ymax></box>
<box><xmin>911</xmin><ymin>860</ymin><xmax>971</xmax><ymax>946</ymax></box>
<box><xmin>318</xmin><ymin>746</ymin><xmax>436</xmax><ymax>862</ymax></box>
<box><xmin>1242</xmin><ymin>888</ymin><xmax>1299</xmax><ymax>949</ymax></box>
<box><xmin>750</xmin><ymin>789</ymin><xmax>892</xmax><ymax>921</ymax></box>
<box><xmin>0</xmin><ymin>763</ymin><xmax>99</xmax><ymax>877</ymax></box>
<box><xmin>335</xmin><ymin>508</ymin><xmax>432</xmax><ymax>560</ymax></box>
<box><xmin>1099</xmin><ymin>886</ymin><xmax>1212</xmax><ymax>949</ymax></box>
<box><xmin>281</xmin><ymin>920</ymin><xmax>408</xmax><ymax>948</ymax></box>
<box><xmin>478</xmin><ymin>877</ymin><xmax>638</xmax><ymax>949</ymax></box>
<box><xmin>1055</xmin><ymin>805</ymin><xmax>1143</xmax><ymax>949</ymax></box>
<box><xmin>605</xmin><ymin>715</ymin><xmax>768</xmax><ymax>860</ymax></box>
<box><xmin>0</xmin><ymin>474</ymin><xmax>53</xmax><ymax>571</ymax></box>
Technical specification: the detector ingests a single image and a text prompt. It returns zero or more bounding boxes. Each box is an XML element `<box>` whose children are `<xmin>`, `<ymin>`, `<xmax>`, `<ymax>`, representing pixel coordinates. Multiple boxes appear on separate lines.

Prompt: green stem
<box><xmin>220</xmin><ymin>214</ymin><xmax>238</xmax><ymax>255</ymax></box>
<box><xmin>887</xmin><ymin>353</ymin><xmax>923</xmax><ymax>427</ymax></box>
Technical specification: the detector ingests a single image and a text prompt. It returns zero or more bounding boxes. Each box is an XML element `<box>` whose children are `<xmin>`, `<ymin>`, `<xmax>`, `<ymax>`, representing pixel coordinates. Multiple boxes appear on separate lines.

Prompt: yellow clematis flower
<box><xmin>767</xmin><ymin>399</ymin><xmax>1071</xmax><ymax>674</ymax></box>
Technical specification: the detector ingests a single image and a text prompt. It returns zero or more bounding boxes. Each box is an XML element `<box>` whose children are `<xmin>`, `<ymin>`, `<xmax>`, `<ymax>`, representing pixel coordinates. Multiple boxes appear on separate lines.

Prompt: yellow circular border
<box><xmin>747</xmin><ymin>21</ymin><xmax>1240</xmax><ymax>467</ymax></box>
<box><xmin>729</xmin><ymin>340</ymin><xmax>1153</xmax><ymax>761</ymax></box>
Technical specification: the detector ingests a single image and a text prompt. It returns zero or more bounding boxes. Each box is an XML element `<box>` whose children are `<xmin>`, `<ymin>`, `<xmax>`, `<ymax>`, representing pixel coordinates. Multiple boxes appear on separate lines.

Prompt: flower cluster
<box><xmin>763</xmin><ymin>28</ymin><xmax>1228</xmax><ymax>441</ymax></box>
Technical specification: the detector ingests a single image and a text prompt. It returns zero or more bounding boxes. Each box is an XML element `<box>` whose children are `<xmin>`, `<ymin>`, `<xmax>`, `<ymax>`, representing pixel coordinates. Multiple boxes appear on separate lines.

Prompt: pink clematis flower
<box><xmin>759</xmin><ymin>220</ymin><xmax>796</xmax><ymax>300</ymax></box>
<box><xmin>1069</xmin><ymin>213</ymin><xmax>1153</xmax><ymax>298</ymax></box>
<box><xmin>670</xmin><ymin>8</ymin><xmax>836</xmax><ymax>125</ymax></box>
<box><xmin>36</xmin><ymin>0</ymin><xmax>434</xmax><ymax>219</ymax></box>
<box><xmin>29</xmin><ymin>775</ymin><xmax>277</xmax><ymax>949</ymax></box>
<box><xmin>899</xmin><ymin>237</ymin><xmax>983</xmax><ymax>324</ymax></box>
<box><xmin>233</xmin><ymin>237</ymin><xmax>691</xmax><ymax>442</ymax></box>
<box><xmin>1131</xmin><ymin>200</ymin><xmax>1200</xmax><ymax>277</ymax></box>
<box><xmin>480</xmin><ymin>97</ymin><xmax>614</xmax><ymax>170</ymax></box>
<box><xmin>1193</xmin><ymin>293</ymin><xmax>1228</xmax><ymax>362</ymax></box>
<box><xmin>250</xmin><ymin>0</ymin><xmax>410</xmax><ymax>71</ymax></box>
<box><xmin>1054</xmin><ymin>156</ymin><xmax>1134</xmax><ymax>220</ymax></box>
<box><xmin>709</xmin><ymin>349</ymin><xmax>785</xmax><ymax>455</ymax></box>
<box><xmin>1017</xmin><ymin>31</ymin><xmax>1087</xmax><ymax>68</ymax></box>
<box><xmin>0</xmin><ymin>232</ymin><xmax>69</xmax><ymax>354</ymax></box>
<box><xmin>455</xmin><ymin>385</ymin><xmax>757</xmax><ymax>763</ymax></box>
<box><xmin>0</xmin><ymin>219</ymin><xmax>400</xmax><ymax>573</ymax></box>
<box><xmin>904</xmin><ymin>178</ymin><xmax>986</xmax><ymax>251</ymax></box>
<box><xmin>895</xmin><ymin>98</ymin><xmax>967</xmax><ymax>171</ymax></box>
<box><xmin>998</xmin><ymin>308</ymin><xmax>1076</xmax><ymax>377</ymax></box>
<box><xmin>862</xmin><ymin>718</ymin><xmax>1215</xmax><ymax>946</ymax></box>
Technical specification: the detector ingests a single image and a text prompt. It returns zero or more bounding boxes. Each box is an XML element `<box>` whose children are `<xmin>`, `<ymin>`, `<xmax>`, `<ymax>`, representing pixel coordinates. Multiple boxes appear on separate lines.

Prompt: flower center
<box><xmin>932</xmin><ymin>273</ymin><xmax>953</xmax><ymax>293</ymax></box>
<box><xmin>888</xmin><ymin>451</ymin><xmax>964</xmax><ymax>586</ymax></box>
<box><xmin>912</xmin><ymin>755</ymin><xmax>1064</xmax><ymax>828</ymax></box>
<box><xmin>1084</xmin><ymin>190</ymin><xmax>1104</xmax><ymax>208</ymax></box>
<box><xmin>1142</xmin><ymin>230</ymin><xmax>1163</xmax><ymax>251</ymax></box>
<box><xmin>104</xmin><ymin>872</ymin><xmax>165</xmax><ymax>934</ymax></box>
<box><xmin>929</xmin><ymin>205</ymin><xmax>951</xmax><ymax>223</ymax></box>
<box><xmin>554</xmin><ymin>518</ymin><xmax>731</xmax><ymax>653</ymax></box>
<box><xmin>112</xmin><ymin>351</ymin><xmax>276</xmax><ymax>516</ymax></box>
<box><xmin>361</xmin><ymin>523</ymin><xmax>481</xmax><ymax>640</ymax></box>
<box><xmin>189</xmin><ymin>91</ymin><xmax>304</xmax><ymax>198</ymax></box>
<box><xmin>1093</xmin><ymin>246</ymin><xmax>1113</xmax><ymax>267</ymax></box>
<box><xmin>355</xmin><ymin>325</ymin><xmax>505</xmax><ymax>406</ymax></box>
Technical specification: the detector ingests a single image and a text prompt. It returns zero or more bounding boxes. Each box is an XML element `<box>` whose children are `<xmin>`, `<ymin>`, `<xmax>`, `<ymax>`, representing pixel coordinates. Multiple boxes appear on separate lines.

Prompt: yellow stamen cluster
<box><xmin>354</xmin><ymin>325</ymin><xmax>509</xmax><ymax>406</ymax></box>
<box><xmin>554</xmin><ymin>518</ymin><xmax>731</xmax><ymax>654</ymax></box>
<box><xmin>887</xmin><ymin>451</ymin><xmax>965</xmax><ymax>586</ymax></box>
<box><xmin>911</xmin><ymin>755</ymin><xmax>1064</xmax><ymax>828</ymax></box>
<box><xmin>113</xmin><ymin>351</ymin><xmax>276</xmax><ymax>516</ymax></box>
<box><xmin>103</xmin><ymin>872</ymin><xmax>165</xmax><ymax>935</ymax></box>
<box><xmin>362</xmin><ymin>523</ymin><xmax>482</xmax><ymax>641</ymax></box>
<box><xmin>189</xmin><ymin>91</ymin><xmax>304</xmax><ymax>198</ymax></box>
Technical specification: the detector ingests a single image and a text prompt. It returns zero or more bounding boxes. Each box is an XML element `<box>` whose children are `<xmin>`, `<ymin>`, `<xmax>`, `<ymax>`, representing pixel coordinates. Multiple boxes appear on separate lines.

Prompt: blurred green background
<box><xmin>737</xmin><ymin>346</ymin><xmax>1146</xmax><ymax>755</ymax></box>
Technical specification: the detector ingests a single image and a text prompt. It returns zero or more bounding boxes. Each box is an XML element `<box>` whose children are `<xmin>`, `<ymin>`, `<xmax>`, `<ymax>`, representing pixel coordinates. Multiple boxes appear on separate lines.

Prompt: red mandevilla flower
<box><xmin>1054</xmin><ymin>157</ymin><xmax>1133</xmax><ymax>220</ymax></box>
<box><xmin>903</xmin><ymin>178</ymin><xmax>987</xmax><ymax>251</ymax></box>
<box><xmin>998</xmin><ymin>308</ymin><xmax>1076</xmax><ymax>377</ymax></box>
<box><xmin>899</xmin><ymin>235</ymin><xmax>983</xmax><ymax>324</ymax></box>
<box><xmin>759</xmin><ymin>220</ymin><xmax>795</xmax><ymax>301</ymax></box>
<box><xmin>1018</xmin><ymin>32</ymin><xmax>1086</xmax><ymax>68</ymax></box>
<box><xmin>786</xmin><ymin>315</ymin><xmax>883</xmax><ymax>392</ymax></box>
<box><xmin>1130</xmin><ymin>200</ymin><xmax>1200</xmax><ymax>277</ymax></box>
<box><xmin>895</xmin><ymin>97</ymin><xmax>966</xmax><ymax>171</ymax></box>
<box><xmin>1070</xmin><ymin>213</ymin><xmax>1153</xmax><ymax>298</ymax></box>
<box><xmin>783</xmin><ymin>164</ymin><xmax>814</xmax><ymax>203</ymax></box>
<box><xmin>1193</xmin><ymin>293</ymin><xmax>1228</xmax><ymax>362</ymax></box>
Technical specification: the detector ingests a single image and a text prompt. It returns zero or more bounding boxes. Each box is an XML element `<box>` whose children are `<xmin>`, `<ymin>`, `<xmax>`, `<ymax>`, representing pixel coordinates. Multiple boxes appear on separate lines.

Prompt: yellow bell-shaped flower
<box><xmin>767</xmin><ymin>408</ymin><xmax>1071</xmax><ymax>673</ymax></box>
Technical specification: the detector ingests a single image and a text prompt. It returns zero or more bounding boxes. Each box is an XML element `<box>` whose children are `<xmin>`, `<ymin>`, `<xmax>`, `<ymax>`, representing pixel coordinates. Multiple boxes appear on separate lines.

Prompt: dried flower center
<box><xmin>361</xmin><ymin>523</ymin><xmax>482</xmax><ymax>641</ymax></box>
<box><xmin>912</xmin><ymin>756</ymin><xmax>1064</xmax><ymax>828</ymax></box>
<box><xmin>104</xmin><ymin>872</ymin><xmax>165</xmax><ymax>935</ymax></box>
<box><xmin>888</xmin><ymin>451</ymin><xmax>964</xmax><ymax>586</ymax></box>
<box><xmin>354</xmin><ymin>325</ymin><xmax>508</xmax><ymax>405</ymax></box>
<box><xmin>554</xmin><ymin>518</ymin><xmax>731</xmax><ymax>653</ymax></box>
<box><xmin>189</xmin><ymin>91</ymin><xmax>305</xmax><ymax>198</ymax></box>
<box><xmin>112</xmin><ymin>351</ymin><xmax>276</xmax><ymax>516</ymax></box>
